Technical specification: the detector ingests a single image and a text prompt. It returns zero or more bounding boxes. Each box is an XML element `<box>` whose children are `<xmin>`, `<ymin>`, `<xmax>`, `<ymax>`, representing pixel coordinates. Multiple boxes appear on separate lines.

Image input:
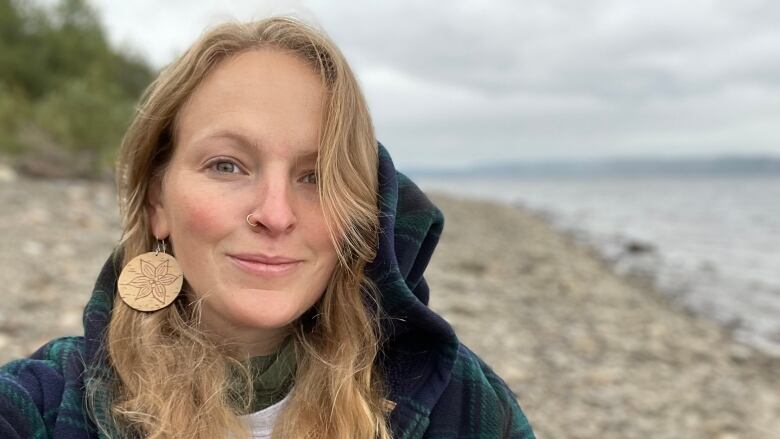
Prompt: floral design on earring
<box><xmin>125</xmin><ymin>259</ymin><xmax>181</xmax><ymax>303</ymax></box>
<box><xmin>118</xmin><ymin>238</ymin><xmax>184</xmax><ymax>312</ymax></box>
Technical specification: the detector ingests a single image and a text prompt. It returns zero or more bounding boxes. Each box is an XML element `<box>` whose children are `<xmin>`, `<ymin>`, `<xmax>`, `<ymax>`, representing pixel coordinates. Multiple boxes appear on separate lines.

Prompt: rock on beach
<box><xmin>0</xmin><ymin>178</ymin><xmax>778</xmax><ymax>438</ymax></box>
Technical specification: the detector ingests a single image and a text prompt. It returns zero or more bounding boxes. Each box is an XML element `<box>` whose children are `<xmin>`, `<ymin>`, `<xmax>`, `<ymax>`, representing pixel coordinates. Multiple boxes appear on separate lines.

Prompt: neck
<box><xmin>241</xmin><ymin>330</ymin><xmax>291</xmax><ymax>357</ymax></box>
<box><xmin>199</xmin><ymin>311</ymin><xmax>292</xmax><ymax>357</ymax></box>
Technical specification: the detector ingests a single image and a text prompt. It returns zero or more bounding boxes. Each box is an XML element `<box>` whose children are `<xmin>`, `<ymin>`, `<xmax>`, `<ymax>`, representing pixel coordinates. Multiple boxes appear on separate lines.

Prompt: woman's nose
<box><xmin>248</xmin><ymin>180</ymin><xmax>297</xmax><ymax>235</ymax></box>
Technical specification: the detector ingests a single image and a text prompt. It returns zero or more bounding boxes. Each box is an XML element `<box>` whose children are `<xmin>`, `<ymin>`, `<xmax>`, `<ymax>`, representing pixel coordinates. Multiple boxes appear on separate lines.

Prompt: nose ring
<box><xmin>246</xmin><ymin>213</ymin><xmax>259</xmax><ymax>227</ymax></box>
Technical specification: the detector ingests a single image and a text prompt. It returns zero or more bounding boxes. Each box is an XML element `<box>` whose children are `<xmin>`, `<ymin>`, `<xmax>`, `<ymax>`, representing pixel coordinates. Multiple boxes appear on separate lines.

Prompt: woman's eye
<box><xmin>210</xmin><ymin>160</ymin><xmax>241</xmax><ymax>174</ymax></box>
<box><xmin>301</xmin><ymin>171</ymin><xmax>317</xmax><ymax>184</ymax></box>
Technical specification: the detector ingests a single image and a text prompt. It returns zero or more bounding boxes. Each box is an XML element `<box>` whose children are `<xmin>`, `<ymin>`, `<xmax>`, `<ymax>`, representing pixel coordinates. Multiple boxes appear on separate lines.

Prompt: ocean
<box><xmin>414</xmin><ymin>174</ymin><xmax>780</xmax><ymax>357</ymax></box>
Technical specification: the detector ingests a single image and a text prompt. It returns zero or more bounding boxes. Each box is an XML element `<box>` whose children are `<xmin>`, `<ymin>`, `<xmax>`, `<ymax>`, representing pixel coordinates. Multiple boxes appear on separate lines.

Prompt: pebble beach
<box><xmin>1</xmin><ymin>176</ymin><xmax>778</xmax><ymax>438</ymax></box>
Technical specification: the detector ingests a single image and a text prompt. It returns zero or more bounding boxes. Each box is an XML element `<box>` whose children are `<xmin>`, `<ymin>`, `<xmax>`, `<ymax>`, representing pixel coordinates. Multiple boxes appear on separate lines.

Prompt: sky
<box><xmin>87</xmin><ymin>0</ymin><xmax>780</xmax><ymax>170</ymax></box>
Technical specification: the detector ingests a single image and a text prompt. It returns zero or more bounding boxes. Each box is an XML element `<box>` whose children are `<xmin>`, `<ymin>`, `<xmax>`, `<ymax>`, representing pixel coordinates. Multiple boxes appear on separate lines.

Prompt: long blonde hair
<box><xmin>91</xmin><ymin>17</ymin><xmax>390</xmax><ymax>439</ymax></box>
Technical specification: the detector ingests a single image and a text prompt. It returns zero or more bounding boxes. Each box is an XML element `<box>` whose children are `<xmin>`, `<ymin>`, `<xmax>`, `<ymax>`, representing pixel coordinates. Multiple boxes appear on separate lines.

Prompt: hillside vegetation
<box><xmin>0</xmin><ymin>0</ymin><xmax>154</xmax><ymax>178</ymax></box>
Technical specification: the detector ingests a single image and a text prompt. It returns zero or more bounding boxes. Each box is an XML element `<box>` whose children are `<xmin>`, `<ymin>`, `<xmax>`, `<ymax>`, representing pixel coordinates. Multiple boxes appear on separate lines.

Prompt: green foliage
<box><xmin>0</xmin><ymin>83</ymin><xmax>30</xmax><ymax>155</ymax></box>
<box><xmin>0</xmin><ymin>0</ymin><xmax>155</xmax><ymax>178</ymax></box>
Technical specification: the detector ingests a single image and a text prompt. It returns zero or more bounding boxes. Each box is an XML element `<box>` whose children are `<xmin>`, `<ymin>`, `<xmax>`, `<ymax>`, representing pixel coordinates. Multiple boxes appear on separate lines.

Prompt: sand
<box><xmin>0</xmin><ymin>176</ymin><xmax>778</xmax><ymax>438</ymax></box>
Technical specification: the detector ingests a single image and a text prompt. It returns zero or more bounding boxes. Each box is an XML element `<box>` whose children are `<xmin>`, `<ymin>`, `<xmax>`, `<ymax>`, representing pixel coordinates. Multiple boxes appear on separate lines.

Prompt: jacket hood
<box><xmin>367</xmin><ymin>143</ymin><xmax>454</xmax><ymax>341</ymax></box>
<box><xmin>81</xmin><ymin>142</ymin><xmax>458</xmax><ymax>424</ymax></box>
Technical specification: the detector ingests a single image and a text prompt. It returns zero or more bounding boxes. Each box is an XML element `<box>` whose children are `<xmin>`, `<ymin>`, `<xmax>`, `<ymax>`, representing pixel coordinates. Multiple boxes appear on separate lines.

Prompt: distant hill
<box><xmin>404</xmin><ymin>155</ymin><xmax>780</xmax><ymax>178</ymax></box>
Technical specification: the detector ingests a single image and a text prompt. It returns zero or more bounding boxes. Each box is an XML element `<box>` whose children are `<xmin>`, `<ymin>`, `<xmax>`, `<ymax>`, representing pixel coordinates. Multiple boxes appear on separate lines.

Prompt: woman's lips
<box><xmin>229</xmin><ymin>256</ymin><xmax>302</xmax><ymax>276</ymax></box>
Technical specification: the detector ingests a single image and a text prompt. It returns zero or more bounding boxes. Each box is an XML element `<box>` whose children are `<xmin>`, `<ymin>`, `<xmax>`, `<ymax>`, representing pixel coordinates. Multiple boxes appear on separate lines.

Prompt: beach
<box><xmin>1</xmin><ymin>176</ymin><xmax>778</xmax><ymax>438</ymax></box>
<box><xmin>424</xmin><ymin>192</ymin><xmax>779</xmax><ymax>438</ymax></box>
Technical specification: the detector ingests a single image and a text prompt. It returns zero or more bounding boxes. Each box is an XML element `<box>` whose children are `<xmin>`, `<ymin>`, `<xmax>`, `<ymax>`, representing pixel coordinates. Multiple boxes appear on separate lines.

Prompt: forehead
<box><xmin>174</xmin><ymin>48</ymin><xmax>324</xmax><ymax>155</ymax></box>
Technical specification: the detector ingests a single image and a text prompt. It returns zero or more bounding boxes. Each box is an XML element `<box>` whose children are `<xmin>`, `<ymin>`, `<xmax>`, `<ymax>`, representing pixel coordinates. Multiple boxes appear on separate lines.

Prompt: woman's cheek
<box><xmin>176</xmin><ymin>188</ymin><xmax>232</xmax><ymax>239</ymax></box>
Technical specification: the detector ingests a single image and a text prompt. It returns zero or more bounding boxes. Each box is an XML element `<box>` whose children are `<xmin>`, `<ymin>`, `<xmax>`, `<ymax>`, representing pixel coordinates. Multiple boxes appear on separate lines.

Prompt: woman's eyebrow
<box><xmin>295</xmin><ymin>150</ymin><xmax>319</xmax><ymax>162</ymax></box>
<box><xmin>193</xmin><ymin>129</ymin><xmax>248</xmax><ymax>145</ymax></box>
<box><xmin>195</xmin><ymin>130</ymin><xmax>319</xmax><ymax>160</ymax></box>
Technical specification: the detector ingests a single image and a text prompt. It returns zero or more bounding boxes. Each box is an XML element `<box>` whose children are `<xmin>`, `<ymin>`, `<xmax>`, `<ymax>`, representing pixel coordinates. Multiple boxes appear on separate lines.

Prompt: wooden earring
<box><xmin>117</xmin><ymin>239</ymin><xmax>183</xmax><ymax>312</ymax></box>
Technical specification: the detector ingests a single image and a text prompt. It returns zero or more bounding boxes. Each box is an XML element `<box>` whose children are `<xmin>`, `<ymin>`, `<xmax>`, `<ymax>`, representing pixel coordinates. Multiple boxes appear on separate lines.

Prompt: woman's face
<box><xmin>148</xmin><ymin>48</ymin><xmax>337</xmax><ymax>355</ymax></box>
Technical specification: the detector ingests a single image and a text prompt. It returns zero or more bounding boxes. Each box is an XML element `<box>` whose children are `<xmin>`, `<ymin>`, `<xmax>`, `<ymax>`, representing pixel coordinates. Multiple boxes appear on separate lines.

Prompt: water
<box><xmin>415</xmin><ymin>174</ymin><xmax>780</xmax><ymax>357</ymax></box>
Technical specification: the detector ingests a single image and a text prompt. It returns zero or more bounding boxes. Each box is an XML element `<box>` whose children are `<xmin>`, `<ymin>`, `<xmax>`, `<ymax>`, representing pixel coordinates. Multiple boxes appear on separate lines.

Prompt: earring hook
<box><xmin>155</xmin><ymin>238</ymin><xmax>166</xmax><ymax>256</ymax></box>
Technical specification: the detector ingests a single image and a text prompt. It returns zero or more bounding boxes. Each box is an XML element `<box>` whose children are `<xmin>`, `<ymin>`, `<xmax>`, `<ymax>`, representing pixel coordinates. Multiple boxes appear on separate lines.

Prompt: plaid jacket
<box><xmin>0</xmin><ymin>143</ymin><xmax>535</xmax><ymax>438</ymax></box>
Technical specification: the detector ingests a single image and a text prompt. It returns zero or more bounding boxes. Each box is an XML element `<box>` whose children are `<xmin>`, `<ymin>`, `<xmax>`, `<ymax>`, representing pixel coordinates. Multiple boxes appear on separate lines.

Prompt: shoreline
<box><xmin>513</xmin><ymin>197</ymin><xmax>780</xmax><ymax>360</ymax></box>
<box><xmin>512</xmin><ymin>201</ymin><xmax>749</xmax><ymax>341</ymax></box>
<box><xmin>428</xmin><ymin>185</ymin><xmax>780</xmax><ymax>360</ymax></box>
<box><xmin>423</xmin><ymin>191</ymin><xmax>779</xmax><ymax>438</ymax></box>
<box><xmin>0</xmin><ymin>178</ymin><xmax>778</xmax><ymax>437</ymax></box>
<box><xmin>507</xmin><ymin>196</ymin><xmax>780</xmax><ymax>372</ymax></box>
<box><xmin>416</xmin><ymin>175</ymin><xmax>780</xmax><ymax>361</ymax></box>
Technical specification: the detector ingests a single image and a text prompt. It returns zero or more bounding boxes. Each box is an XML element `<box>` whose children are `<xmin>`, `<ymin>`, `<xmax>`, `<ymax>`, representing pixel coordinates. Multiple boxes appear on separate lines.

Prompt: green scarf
<box><xmin>233</xmin><ymin>338</ymin><xmax>296</xmax><ymax>414</ymax></box>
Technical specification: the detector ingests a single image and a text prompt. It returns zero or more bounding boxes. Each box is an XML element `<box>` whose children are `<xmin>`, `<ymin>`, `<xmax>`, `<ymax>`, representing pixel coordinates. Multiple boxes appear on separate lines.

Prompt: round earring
<box><xmin>117</xmin><ymin>238</ymin><xmax>183</xmax><ymax>312</ymax></box>
<box><xmin>247</xmin><ymin>213</ymin><xmax>259</xmax><ymax>227</ymax></box>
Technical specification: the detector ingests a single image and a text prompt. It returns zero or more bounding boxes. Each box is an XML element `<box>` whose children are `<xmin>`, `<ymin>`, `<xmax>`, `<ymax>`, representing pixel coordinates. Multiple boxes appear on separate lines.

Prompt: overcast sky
<box><xmin>88</xmin><ymin>0</ymin><xmax>780</xmax><ymax>169</ymax></box>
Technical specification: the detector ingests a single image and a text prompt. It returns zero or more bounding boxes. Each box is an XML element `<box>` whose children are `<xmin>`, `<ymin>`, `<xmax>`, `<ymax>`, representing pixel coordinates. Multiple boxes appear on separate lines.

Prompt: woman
<box><xmin>0</xmin><ymin>17</ymin><xmax>535</xmax><ymax>438</ymax></box>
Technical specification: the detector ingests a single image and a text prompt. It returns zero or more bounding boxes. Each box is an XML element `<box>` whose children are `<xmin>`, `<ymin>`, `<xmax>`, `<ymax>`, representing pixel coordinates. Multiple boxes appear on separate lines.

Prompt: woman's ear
<box><xmin>147</xmin><ymin>178</ymin><xmax>170</xmax><ymax>239</ymax></box>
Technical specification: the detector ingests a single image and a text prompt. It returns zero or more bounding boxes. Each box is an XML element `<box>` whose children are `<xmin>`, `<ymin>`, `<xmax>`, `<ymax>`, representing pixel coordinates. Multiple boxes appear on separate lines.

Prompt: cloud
<box><xmin>89</xmin><ymin>0</ymin><xmax>780</xmax><ymax>167</ymax></box>
<box><xmin>311</xmin><ymin>0</ymin><xmax>780</xmax><ymax>165</ymax></box>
